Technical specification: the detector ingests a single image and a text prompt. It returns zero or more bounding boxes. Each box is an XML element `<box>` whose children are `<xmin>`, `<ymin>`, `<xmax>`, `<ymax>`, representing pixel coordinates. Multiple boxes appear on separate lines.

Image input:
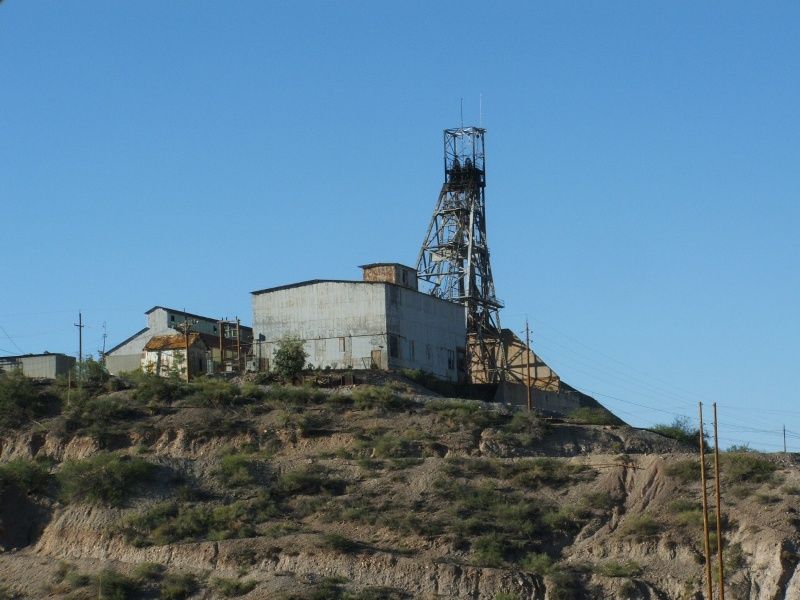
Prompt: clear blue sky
<box><xmin>1</xmin><ymin>2</ymin><xmax>798</xmax><ymax>450</ymax></box>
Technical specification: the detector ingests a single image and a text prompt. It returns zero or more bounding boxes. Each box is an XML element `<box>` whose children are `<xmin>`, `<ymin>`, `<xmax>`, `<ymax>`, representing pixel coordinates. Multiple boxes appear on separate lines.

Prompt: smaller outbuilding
<box><xmin>0</xmin><ymin>352</ymin><xmax>76</xmax><ymax>379</ymax></box>
<box><xmin>142</xmin><ymin>333</ymin><xmax>209</xmax><ymax>378</ymax></box>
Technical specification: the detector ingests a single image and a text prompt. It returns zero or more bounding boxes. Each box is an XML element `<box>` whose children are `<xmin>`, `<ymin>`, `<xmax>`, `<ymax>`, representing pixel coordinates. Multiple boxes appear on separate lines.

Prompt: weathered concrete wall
<box><xmin>251</xmin><ymin>281</ymin><xmax>466</xmax><ymax>381</ymax></box>
<box><xmin>16</xmin><ymin>355</ymin><xmax>75</xmax><ymax>378</ymax></box>
<box><xmin>496</xmin><ymin>382</ymin><xmax>616</xmax><ymax>420</ymax></box>
<box><xmin>105</xmin><ymin>354</ymin><xmax>141</xmax><ymax>375</ymax></box>
<box><xmin>385</xmin><ymin>285</ymin><xmax>465</xmax><ymax>381</ymax></box>
<box><xmin>253</xmin><ymin>282</ymin><xmax>389</xmax><ymax>371</ymax></box>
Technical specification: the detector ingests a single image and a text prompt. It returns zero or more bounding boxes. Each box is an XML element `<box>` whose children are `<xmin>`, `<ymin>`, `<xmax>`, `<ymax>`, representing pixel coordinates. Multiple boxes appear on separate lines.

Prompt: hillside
<box><xmin>0</xmin><ymin>371</ymin><xmax>798</xmax><ymax>599</ymax></box>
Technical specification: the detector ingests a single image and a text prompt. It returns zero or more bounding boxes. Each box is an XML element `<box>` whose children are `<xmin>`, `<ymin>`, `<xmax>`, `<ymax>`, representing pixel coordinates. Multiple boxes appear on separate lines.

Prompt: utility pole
<box><xmin>74</xmin><ymin>311</ymin><xmax>84</xmax><ymax>381</ymax></box>
<box><xmin>218</xmin><ymin>320</ymin><xmax>224</xmax><ymax>374</ymax></box>
<box><xmin>525</xmin><ymin>318</ymin><xmax>532</xmax><ymax>412</ymax></box>
<box><xmin>713</xmin><ymin>403</ymin><xmax>726</xmax><ymax>600</ymax></box>
<box><xmin>100</xmin><ymin>321</ymin><xmax>107</xmax><ymax>364</ymax></box>
<box><xmin>784</xmin><ymin>425</ymin><xmax>787</xmax><ymax>454</ymax></box>
<box><xmin>175</xmin><ymin>313</ymin><xmax>197</xmax><ymax>383</ymax></box>
<box><xmin>236</xmin><ymin>318</ymin><xmax>241</xmax><ymax>372</ymax></box>
<box><xmin>698</xmin><ymin>402</ymin><xmax>714</xmax><ymax>600</ymax></box>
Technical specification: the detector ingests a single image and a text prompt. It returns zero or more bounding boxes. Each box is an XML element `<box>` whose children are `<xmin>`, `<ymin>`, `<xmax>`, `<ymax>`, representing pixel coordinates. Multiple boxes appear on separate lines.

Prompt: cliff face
<box><xmin>0</xmin><ymin>378</ymin><xmax>798</xmax><ymax>599</ymax></box>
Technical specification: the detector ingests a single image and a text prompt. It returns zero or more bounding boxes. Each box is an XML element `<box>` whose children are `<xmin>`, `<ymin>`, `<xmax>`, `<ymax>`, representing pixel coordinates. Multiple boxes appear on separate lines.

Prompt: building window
<box><xmin>410</xmin><ymin>340</ymin><xmax>415</xmax><ymax>360</ymax></box>
<box><xmin>170</xmin><ymin>315</ymin><xmax>175</xmax><ymax>322</ymax></box>
<box><xmin>425</xmin><ymin>344</ymin><xmax>432</xmax><ymax>361</ymax></box>
<box><xmin>339</xmin><ymin>337</ymin><xmax>346</xmax><ymax>352</ymax></box>
<box><xmin>388</xmin><ymin>334</ymin><xmax>399</xmax><ymax>358</ymax></box>
<box><xmin>447</xmin><ymin>349</ymin><xmax>455</xmax><ymax>370</ymax></box>
<box><xmin>389</xmin><ymin>286</ymin><xmax>399</xmax><ymax>306</ymax></box>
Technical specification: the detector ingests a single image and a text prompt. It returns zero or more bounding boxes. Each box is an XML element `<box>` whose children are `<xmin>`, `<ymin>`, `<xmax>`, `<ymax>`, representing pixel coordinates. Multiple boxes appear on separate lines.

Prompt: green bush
<box><xmin>567</xmin><ymin>407</ymin><xmax>620</xmax><ymax>425</ymax></box>
<box><xmin>651</xmin><ymin>417</ymin><xmax>704</xmax><ymax>446</ymax></box>
<box><xmin>58</xmin><ymin>452</ymin><xmax>156</xmax><ymax>506</ymax></box>
<box><xmin>0</xmin><ymin>458</ymin><xmax>51</xmax><ymax>494</ymax></box>
<box><xmin>273</xmin><ymin>337</ymin><xmax>308</xmax><ymax>381</ymax></box>
<box><xmin>129</xmin><ymin>371</ymin><xmax>187</xmax><ymax>403</ymax></box>
<box><xmin>351</xmin><ymin>386</ymin><xmax>414</xmax><ymax>412</ymax></box>
<box><xmin>131</xmin><ymin>562</ymin><xmax>165</xmax><ymax>582</ymax></box>
<box><xmin>473</xmin><ymin>533</ymin><xmax>506</xmax><ymax>567</ymax></box>
<box><xmin>595</xmin><ymin>561</ymin><xmax>642</xmax><ymax>577</ymax></box>
<box><xmin>187</xmin><ymin>378</ymin><xmax>239</xmax><ymax>407</ymax></box>
<box><xmin>214</xmin><ymin>453</ymin><xmax>259</xmax><ymax>487</ymax></box>
<box><xmin>63</xmin><ymin>394</ymin><xmax>142</xmax><ymax>441</ymax></box>
<box><xmin>160</xmin><ymin>573</ymin><xmax>198</xmax><ymax>600</ymax></box>
<box><xmin>96</xmin><ymin>568</ymin><xmax>137</xmax><ymax>600</ymax></box>
<box><xmin>426</xmin><ymin>399</ymin><xmax>504</xmax><ymax>430</ymax></box>
<box><xmin>620</xmin><ymin>514</ymin><xmax>660</xmax><ymax>540</ymax></box>
<box><xmin>322</xmin><ymin>533</ymin><xmax>360</xmax><ymax>553</ymax></box>
<box><xmin>212</xmin><ymin>577</ymin><xmax>257</xmax><ymax>597</ymax></box>
<box><xmin>277</xmin><ymin>464</ymin><xmax>346</xmax><ymax>496</ymax></box>
<box><xmin>665</xmin><ymin>459</ymin><xmax>701</xmax><ymax>484</ymax></box>
<box><xmin>0</xmin><ymin>369</ymin><xmax>45</xmax><ymax>428</ymax></box>
<box><xmin>722</xmin><ymin>452</ymin><xmax>777</xmax><ymax>484</ymax></box>
<box><xmin>121</xmin><ymin>493</ymin><xmax>279</xmax><ymax>546</ymax></box>
<box><xmin>520</xmin><ymin>552</ymin><xmax>554</xmax><ymax>574</ymax></box>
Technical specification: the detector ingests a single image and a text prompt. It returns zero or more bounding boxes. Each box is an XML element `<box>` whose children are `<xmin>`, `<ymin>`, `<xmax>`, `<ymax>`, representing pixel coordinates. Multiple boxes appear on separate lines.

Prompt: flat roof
<box><xmin>251</xmin><ymin>279</ymin><xmax>463</xmax><ymax>309</ymax></box>
<box><xmin>358</xmin><ymin>263</ymin><xmax>416</xmax><ymax>271</ymax></box>
<box><xmin>0</xmin><ymin>352</ymin><xmax>75</xmax><ymax>360</ymax></box>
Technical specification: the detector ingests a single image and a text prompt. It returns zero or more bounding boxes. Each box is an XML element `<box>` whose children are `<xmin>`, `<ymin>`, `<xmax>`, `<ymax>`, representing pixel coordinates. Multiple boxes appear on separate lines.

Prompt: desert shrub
<box><xmin>567</xmin><ymin>407</ymin><xmax>619</xmax><ymax>425</ymax></box>
<box><xmin>595</xmin><ymin>561</ymin><xmax>642</xmax><ymax>577</ymax></box>
<box><xmin>132</xmin><ymin>562</ymin><xmax>165</xmax><ymax>582</ymax></box>
<box><xmin>400</xmin><ymin>368</ymin><xmax>458</xmax><ymax>397</ymax></box>
<box><xmin>129</xmin><ymin>372</ymin><xmax>187</xmax><ymax>403</ymax></box>
<box><xmin>273</xmin><ymin>337</ymin><xmax>308</xmax><ymax>381</ymax></box>
<box><xmin>240</xmin><ymin>382</ymin><xmax>265</xmax><ymax>400</ymax></box>
<box><xmin>520</xmin><ymin>552</ymin><xmax>554</xmax><ymax>574</ymax></box>
<box><xmin>277</xmin><ymin>464</ymin><xmax>346</xmax><ymax>496</ymax></box>
<box><xmin>651</xmin><ymin>417</ymin><xmax>704</xmax><ymax>446</ymax></box>
<box><xmin>541</xmin><ymin>505</ymin><xmax>590</xmax><ymax>535</ymax></box>
<box><xmin>546</xmin><ymin>569</ymin><xmax>582</xmax><ymax>600</ymax></box>
<box><xmin>722</xmin><ymin>452</ymin><xmax>777</xmax><ymax>484</ymax></box>
<box><xmin>352</xmin><ymin>386</ymin><xmax>414</xmax><ymax>412</ymax></box>
<box><xmin>121</xmin><ymin>493</ymin><xmax>279</xmax><ymax>546</ymax></box>
<box><xmin>502</xmin><ymin>458</ymin><xmax>590</xmax><ymax>488</ymax></box>
<box><xmin>0</xmin><ymin>369</ymin><xmax>46</xmax><ymax>428</ymax></box>
<box><xmin>265</xmin><ymin>385</ymin><xmax>326</xmax><ymax>406</ymax></box>
<box><xmin>620</xmin><ymin>514</ymin><xmax>660</xmax><ymax>540</ymax></box>
<box><xmin>368</xmin><ymin>434</ymin><xmax>418</xmax><ymax>459</ymax></box>
<box><xmin>96</xmin><ymin>569</ymin><xmax>137</xmax><ymax>600</ymax></box>
<box><xmin>212</xmin><ymin>577</ymin><xmax>257</xmax><ymax>597</ymax></box>
<box><xmin>322</xmin><ymin>533</ymin><xmax>360</xmax><ymax>553</ymax></box>
<box><xmin>63</xmin><ymin>394</ymin><xmax>143</xmax><ymax>441</ymax></box>
<box><xmin>186</xmin><ymin>378</ymin><xmax>239</xmax><ymax>407</ymax></box>
<box><xmin>160</xmin><ymin>573</ymin><xmax>198</xmax><ymax>600</ymax></box>
<box><xmin>80</xmin><ymin>358</ymin><xmax>111</xmax><ymax>387</ymax></box>
<box><xmin>665</xmin><ymin>459</ymin><xmax>702</xmax><ymax>484</ymax></box>
<box><xmin>581</xmin><ymin>491</ymin><xmax>617</xmax><ymax>511</ymax></box>
<box><xmin>426</xmin><ymin>399</ymin><xmax>505</xmax><ymax>430</ymax></box>
<box><xmin>494</xmin><ymin>595</ymin><xmax>520</xmax><ymax>600</ymax></box>
<box><xmin>725</xmin><ymin>542</ymin><xmax>746</xmax><ymax>572</ymax></box>
<box><xmin>473</xmin><ymin>532</ymin><xmax>506</xmax><ymax>567</ymax></box>
<box><xmin>214</xmin><ymin>453</ymin><xmax>259</xmax><ymax>487</ymax></box>
<box><xmin>0</xmin><ymin>458</ymin><xmax>51</xmax><ymax>494</ymax></box>
<box><xmin>58</xmin><ymin>452</ymin><xmax>156</xmax><ymax>506</ymax></box>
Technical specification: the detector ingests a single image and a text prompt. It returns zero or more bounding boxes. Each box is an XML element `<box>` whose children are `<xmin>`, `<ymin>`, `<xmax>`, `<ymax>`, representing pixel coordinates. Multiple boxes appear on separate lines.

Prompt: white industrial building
<box><xmin>104</xmin><ymin>306</ymin><xmax>253</xmax><ymax>375</ymax></box>
<box><xmin>251</xmin><ymin>264</ymin><xmax>467</xmax><ymax>381</ymax></box>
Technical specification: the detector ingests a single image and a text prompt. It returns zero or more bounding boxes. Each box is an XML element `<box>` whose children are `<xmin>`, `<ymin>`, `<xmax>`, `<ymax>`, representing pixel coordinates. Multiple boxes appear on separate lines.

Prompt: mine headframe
<box><xmin>417</xmin><ymin>126</ymin><xmax>505</xmax><ymax>384</ymax></box>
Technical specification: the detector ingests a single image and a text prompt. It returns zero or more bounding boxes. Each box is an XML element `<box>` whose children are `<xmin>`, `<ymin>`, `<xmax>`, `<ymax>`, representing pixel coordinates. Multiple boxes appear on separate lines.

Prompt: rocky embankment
<box><xmin>0</xmin><ymin>376</ymin><xmax>798</xmax><ymax>599</ymax></box>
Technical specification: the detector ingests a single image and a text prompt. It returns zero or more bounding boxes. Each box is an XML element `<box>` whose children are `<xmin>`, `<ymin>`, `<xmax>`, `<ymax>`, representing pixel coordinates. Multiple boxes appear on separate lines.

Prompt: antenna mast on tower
<box><xmin>416</xmin><ymin>127</ymin><xmax>505</xmax><ymax>383</ymax></box>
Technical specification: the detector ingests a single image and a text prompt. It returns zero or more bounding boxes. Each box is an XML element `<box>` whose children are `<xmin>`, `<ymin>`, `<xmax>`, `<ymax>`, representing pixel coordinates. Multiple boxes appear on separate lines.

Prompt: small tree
<box><xmin>273</xmin><ymin>337</ymin><xmax>307</xmax><ymax>382</ymax></box>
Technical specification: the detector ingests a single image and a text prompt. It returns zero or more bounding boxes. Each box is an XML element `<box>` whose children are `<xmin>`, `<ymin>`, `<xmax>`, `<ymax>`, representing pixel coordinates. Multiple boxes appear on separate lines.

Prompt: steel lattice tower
<box><xmin>416</xmin><ymin>127</ymin><xmax>505</xmax><ymax>383</ymax></box>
